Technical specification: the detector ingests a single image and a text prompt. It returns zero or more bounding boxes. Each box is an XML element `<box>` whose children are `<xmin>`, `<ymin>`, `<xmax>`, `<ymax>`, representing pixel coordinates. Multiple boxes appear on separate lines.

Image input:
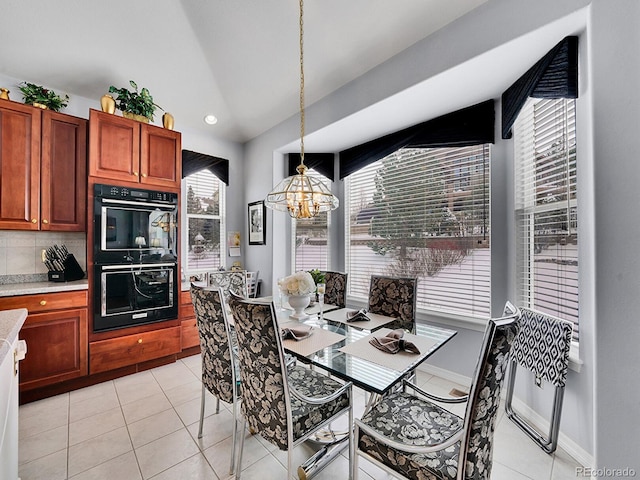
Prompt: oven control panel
<box><xmin>95</xmin><ymin>183</ymin><xmax>177</xmax><ymax>204</ymax></box>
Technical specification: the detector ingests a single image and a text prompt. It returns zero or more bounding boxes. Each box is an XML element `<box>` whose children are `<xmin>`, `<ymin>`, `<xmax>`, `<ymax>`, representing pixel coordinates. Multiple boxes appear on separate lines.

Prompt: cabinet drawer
<box><xmin>181</xmin><ymin>319</ymin><xmax>200</xmax><ymax>350</ymax></box>
<box><xmin>0</xmin><ymin>290</ymin><xmax>87</xmax><ymax>313</ymax></box>
<box><xmin>90</xmin><ymin>326</ymin><xmax>181</xmax><ymax>374</ymax></box>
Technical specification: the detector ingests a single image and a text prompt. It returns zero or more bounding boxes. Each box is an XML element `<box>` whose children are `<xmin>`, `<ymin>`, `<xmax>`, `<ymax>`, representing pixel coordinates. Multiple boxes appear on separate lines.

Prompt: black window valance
<box><xmin>502</xmin><ymin>36</ymin><xmax>578</xmax><ymax>139</ymax></box>
<box><xmin>182</xmin><ymin>149</ymin><xmax>229</xmax><ymax>185</ymax></box>
<box><xmin>339</xmin><ymin>99</ymin><xmax>495</xmax><ymax>179</ymax></box>
<box><xmin>287</xmin><ymin>153</ymin><xmax>335</xmax><ymax>181</ymax></box>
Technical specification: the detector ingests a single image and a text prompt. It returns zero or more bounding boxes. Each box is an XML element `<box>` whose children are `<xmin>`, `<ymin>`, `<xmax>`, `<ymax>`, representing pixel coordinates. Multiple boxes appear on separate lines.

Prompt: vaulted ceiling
<box><xmin>0</xmin><ymin>0</ymin><xmax>486</xmax><ymax>143</ymax></box>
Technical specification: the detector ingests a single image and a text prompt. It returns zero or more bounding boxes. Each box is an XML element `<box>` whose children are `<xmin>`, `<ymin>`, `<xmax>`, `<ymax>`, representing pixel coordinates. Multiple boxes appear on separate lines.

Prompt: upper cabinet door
<box><xmin>41</xmin><ymin>110</ymin><xmax>88</xmax><ymax>231</ymax></box>
<box><xmin>0</xmin><ymin>101</ymin><xmax>41</xmax><ymax>230</ymax></box>
<box><xmin>88</xmin><ymin>109</ymin><xmax>140</xmax><ymax>183</ymax></box>
<box><xmin>89</xmin><ymin>109</ymin><xmax>181</xmax><ymax>190</ymax></box>
<box><xmin>140</xmin><ymin>124</ymin><xmax>181</xmax><ymax>190</ymax></box>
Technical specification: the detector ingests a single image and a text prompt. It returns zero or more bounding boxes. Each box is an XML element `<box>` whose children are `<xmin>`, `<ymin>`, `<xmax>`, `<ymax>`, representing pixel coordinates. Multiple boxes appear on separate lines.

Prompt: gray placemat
<box><xmin>281</xmin><ymin>322</ymin><xmax>346</xmax><ymax>357</ymax></box>
<box><xmin>323</xmin><ymin>308</ymin><xmax>396</xmax><ymax>330</ymax></box>
<box><xmin>338</xmin><ymin>328</ymin><xmax>438</xmax><ymax>371</ymax></box>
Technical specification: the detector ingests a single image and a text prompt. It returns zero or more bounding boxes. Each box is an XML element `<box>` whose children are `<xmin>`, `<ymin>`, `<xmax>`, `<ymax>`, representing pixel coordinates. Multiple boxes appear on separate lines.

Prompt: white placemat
<box><xmin>281</xmin><ymin>322</ymin><xmax>346</xmax><ymax>357</ymax></box>
<box><xmin>338</xmin><ymin>328</ymin><xmax>438</xmax><ymax>371</ymax></box>
<box><xmin>323</xmin><ymin>308</ymin><xmax>397</xmax><ymax>330</ymax></box>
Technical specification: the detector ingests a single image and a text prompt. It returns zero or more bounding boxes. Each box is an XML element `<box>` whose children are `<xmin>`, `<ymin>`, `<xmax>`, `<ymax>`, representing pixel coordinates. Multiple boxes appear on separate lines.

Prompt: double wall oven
<box><xmin>93</xmin><ymin>183</ymin><xmax>179</xmax><ymax>332</ymax></box>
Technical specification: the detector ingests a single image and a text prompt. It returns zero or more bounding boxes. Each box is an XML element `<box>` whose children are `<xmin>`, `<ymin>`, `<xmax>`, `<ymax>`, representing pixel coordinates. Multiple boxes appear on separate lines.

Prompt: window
<box><xmin>346</xmin><ymin>145</ymin><xmax>491</xmax><ymax>318</ymax></box>
<box><xmin>183</xmin><ymin>169</ymin><xmax>225</xmax><ymax>272</ymax></box>
<box><xmin>293</xmin><ymin>169</ymin><xmax>330</xmax><ymax>272</ymax></box>
<box><xmin>514</xmin><ymin>98</ymin><xmax>579</xmax><ymax>341</ymax></box>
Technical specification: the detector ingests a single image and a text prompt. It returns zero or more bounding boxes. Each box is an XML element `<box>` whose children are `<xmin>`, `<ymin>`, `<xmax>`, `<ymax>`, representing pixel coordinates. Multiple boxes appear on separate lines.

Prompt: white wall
<box><xmin>243</xmin><ymin>0</ymin><xmax>640</xmax><ymax>469</ymax></box>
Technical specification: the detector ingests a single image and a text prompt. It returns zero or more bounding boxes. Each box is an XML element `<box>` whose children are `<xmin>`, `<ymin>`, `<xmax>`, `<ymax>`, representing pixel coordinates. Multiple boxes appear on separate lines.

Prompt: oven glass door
<box><xmin>102</xmin><ymin>265</ymin><xmax>174</xmax><ymax>316</ymax></box>
<box><xmin>100</xmin><ymin>204</ymin><xmax>176</xmax><ymax>252</ymax></box>
<box><xmin>95</xmin><ymin>264</ymin><xmax>177</xmax><ymax>331</ymax></box>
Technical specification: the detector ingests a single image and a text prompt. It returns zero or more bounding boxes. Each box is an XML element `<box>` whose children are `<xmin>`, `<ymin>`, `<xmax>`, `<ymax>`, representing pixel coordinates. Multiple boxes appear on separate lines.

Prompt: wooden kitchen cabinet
<box><xmin>41</xmin><ymin>110</ymin><xmax>87</xmax><ymax>231</ymax></box>
<box><xmin>0</xmin><ymin>101</ymin><xmax>41</xmax><ymax>230</ymax></box>
<box><xmin>0</xmin><ymin>290</ymin><xmax>88</xmax><ymax>391</ymax></box>
<box><xmin>0</xmin><ymin>100</ymin><xmax>87</xmax><ymax>231</ymax></box>
<box><xmin>179</xmin><ymin>289</ymin><xmax>200</xmax><ymax>350</ymax></box>
<box><xmin>88</xmin><ymin>109</ymin><xmax>181</xmax><ymax>190</ymax></box>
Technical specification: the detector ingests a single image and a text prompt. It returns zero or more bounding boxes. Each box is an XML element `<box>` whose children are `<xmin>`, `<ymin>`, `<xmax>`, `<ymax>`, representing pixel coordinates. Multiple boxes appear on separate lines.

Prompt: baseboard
<box><xmin>417</xmin><ymin>362</ymin><xmax>472</xmax><ymax>389</ymax></box>
<box><xmin>417</xmin><ymin>363</ymin><xmax>595</xmax><ymax>469</ymax></box>
<box><xmin>507</xmin><ymin>395</ymin><xmax>594</xmax><ymax>469</ymax></box>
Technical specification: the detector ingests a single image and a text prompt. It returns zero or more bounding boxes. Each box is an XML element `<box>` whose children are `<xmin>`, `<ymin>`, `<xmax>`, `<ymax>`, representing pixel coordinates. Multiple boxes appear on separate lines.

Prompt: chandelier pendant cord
<box><xmin>299</xmin><ymin>0</ymin><xmax>305</xmax><ymax>167</ymax></box>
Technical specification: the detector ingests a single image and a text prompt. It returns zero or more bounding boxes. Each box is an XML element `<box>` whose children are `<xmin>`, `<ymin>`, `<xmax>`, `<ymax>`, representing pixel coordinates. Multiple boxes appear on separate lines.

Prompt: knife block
<box><xmin>47</xmin><ymin>254</ymin><xmax>85</xmax><ymax>282</ymax></box>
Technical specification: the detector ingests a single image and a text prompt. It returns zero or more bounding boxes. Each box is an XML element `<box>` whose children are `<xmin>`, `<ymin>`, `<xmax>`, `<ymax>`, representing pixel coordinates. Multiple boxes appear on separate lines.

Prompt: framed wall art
<box><xmin>248</xmin><ymin>201</ymin><xmax>266</xmax><ymax>245</ymax></box>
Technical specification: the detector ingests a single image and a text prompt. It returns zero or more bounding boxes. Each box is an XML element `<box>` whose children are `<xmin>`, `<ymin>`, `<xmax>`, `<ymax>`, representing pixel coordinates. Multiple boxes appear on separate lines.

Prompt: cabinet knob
<box><xmin>138</xmin><ymin>338</ymin><xmax>143</xmax><ymax>344</ymax></box>
<box><xmin>31</xmin><ymin>218</ymin><xmax>37</xmax><ymax>223</ymax></box>
<box><xmin>42</xmin><ymin>219</ymin><xmax>49</xmax><ymax>224</ymax></box>
<box><xmin>40</xmin><ymin>300</ymin><xmax>47</xmax><ymax>306</ymax></box>
<box><xmin>133</xmin><ymin>171</ymin><xmax>139</xmax><ymax>177</ymax></box>
<box><xmin>142</xmin><ymin>173</ymin><xmax>148</xmax><ymax>178</ymax></box>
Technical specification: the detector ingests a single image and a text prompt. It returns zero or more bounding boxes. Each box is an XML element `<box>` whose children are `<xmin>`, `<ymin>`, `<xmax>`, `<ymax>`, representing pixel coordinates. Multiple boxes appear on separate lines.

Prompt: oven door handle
<box><xmin>100</xmin><ymin>263</ymin><xmax>177</xmax><ymax>271</ymax></box>
<box><xmin>101</xmin><ymin>198</ymin><xmax>176</xmax><ymax>210</ymax></box>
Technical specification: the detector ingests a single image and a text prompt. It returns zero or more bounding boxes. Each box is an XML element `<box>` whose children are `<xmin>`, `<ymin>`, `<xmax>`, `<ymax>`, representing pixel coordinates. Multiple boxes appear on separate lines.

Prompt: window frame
<box><xmin>514</xmin><ymin>97</ymin><xmax>580</xmax><ymax>348</ymax></box>
<box><xmin>181</xmin><ymin>170</ymin><xmax>226</xmax><ymax>275</ymax></box>
<box><xmin>344</xmin><ymin>144</ymin><xmax>492</xmax><ymax>321</ymax></box>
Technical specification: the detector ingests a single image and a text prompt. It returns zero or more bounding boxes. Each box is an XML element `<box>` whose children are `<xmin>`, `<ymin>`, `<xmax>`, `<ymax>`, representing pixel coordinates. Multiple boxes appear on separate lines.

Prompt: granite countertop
<box><xmin>0</xmin><ymin>308</ymin><xmax>28</xmax><ymax>364</ymax></box>
<box><xmin>0</xmin><ymin>279</ymin><xmax>89</xmax><ymax>298</ymax></box>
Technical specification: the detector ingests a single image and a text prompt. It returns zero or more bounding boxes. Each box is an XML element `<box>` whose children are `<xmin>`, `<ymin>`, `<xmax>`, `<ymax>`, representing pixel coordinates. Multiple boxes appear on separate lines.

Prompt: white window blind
<box><xmin>293</xmin><ymin>169</ymin><xmax>330</xmax><ymax>272</ymax></box>
<box><xmin>514</xmin><ymin>98</ymin><xmax>579</xmax><ymax>341</ymax></box>
<box><xmin>184</xmin><ymin>169</ymin><xmax>225</xmax><ymax>271</ymax></box>
<box><xmin>346</xmin><ymin>145</ymin><xmax>491</xmax><ymax>318</ymax></box>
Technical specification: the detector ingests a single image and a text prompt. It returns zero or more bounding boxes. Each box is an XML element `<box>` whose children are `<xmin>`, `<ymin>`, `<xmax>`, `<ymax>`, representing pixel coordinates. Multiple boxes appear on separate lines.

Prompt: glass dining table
<box><xmin>267</xmin><ymin>298</ymin><xmax>457</xmax><ymax>479</ymax></box>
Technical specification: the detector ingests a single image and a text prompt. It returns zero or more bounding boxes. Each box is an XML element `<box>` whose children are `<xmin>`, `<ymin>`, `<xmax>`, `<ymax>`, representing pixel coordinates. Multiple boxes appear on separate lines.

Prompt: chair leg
<box><xmin>198</xmin><ymin>383</ymin><xmax>206</xmax><ymax>439</ymax></box>
<box><xmin>287</xmin><ymin>448</ymin><xmax>293</xmax><ymax>480</ymax></box>
<box><xmin>235</xmin><ymin>418</ymin><xmax>247</xmax><ymax>480</ymax></box>
<box><xmin>348</xmin><ymin>404</ymin><xmax>354</xmax><ymax>480</ymax></box>
<box><xmin>229</xmin><ymin>400</ymin><xmax>238</xmax><ymax>475</ymax></box>
<box><xmin>215</xmin><ymin>395</ymin><xmax>220</xmax><ymax>414</ymax></box>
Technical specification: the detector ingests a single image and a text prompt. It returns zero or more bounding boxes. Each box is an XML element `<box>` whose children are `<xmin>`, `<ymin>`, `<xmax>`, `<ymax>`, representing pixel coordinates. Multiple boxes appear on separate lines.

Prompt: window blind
<box><xmin>514</xmin><ymin>98</ymin><xmax>579</xmax><ymax>341</ymax></box>
<box><xmin>293</xmin><ymin>169</ymin><xmax>330</xmax><ymax>272</ymax></box>
<box><xmin>184</xmin><ymin>169</ymin><xmax>225</xmax><ymax>271</ymax></box>
<box><xmin>346</xmin><ymin>145</ymin><xmax>491</xmax><ymax>318</ymax></box>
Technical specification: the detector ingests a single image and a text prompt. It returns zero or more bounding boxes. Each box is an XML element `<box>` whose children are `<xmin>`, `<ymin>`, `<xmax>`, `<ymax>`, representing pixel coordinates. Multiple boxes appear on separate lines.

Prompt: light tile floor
<box><xmin>18</xmin><ymin>354</ymin><xmax>583</xmax><ymax>479</ymax></box>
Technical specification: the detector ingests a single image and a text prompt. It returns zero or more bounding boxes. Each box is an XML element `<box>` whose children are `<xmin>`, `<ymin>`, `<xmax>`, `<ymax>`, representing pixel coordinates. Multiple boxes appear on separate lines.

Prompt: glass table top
<box><xmin>276</xmin><ymin>307</ymin><xmax>457</xmax><ymax>395</ymax></box>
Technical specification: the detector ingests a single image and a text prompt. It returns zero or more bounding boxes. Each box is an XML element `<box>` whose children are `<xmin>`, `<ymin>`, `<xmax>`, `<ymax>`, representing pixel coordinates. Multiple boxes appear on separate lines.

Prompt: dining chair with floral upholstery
<box><xmin>228</xmin><ymin>295</ymin><xmax>354</xmax><ymax>480</ymax></box>
<box><xmin>367</xmin><ymin>275</ymin><xmax>417</xmax><ymax>332</ymax></box>
<box><xmin>323</xmin><ymin>271</ymin><xmax>348</xmax><ymax>308</ymax></box>
<box><xmin>353</xmin><ymin>302</ymin><xmax>521</xmax><ymax>480</ymax></box>
<box><xmin>190</xmin><ymin>284</ymin><xmax>240</xmax><ymax>475</ymax></box>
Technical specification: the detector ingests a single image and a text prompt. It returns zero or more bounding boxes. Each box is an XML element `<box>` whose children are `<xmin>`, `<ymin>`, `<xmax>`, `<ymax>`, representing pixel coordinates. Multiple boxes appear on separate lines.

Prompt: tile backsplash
<box><xmin>0</xmin><ymin>231</ymin><xmax>86</xmax><ymax>280</ymax></box>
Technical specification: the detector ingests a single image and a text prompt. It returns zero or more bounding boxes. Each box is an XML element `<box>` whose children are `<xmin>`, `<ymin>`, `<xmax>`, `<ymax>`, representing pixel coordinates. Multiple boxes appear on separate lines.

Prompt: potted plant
<box><xmin>18</xmin><ymin>82</ymin><xmax>69</xmax><ymax>112</ymax></box>
<box><xmin>108</xmin><ymin>80</ymin><xmax>162</xmax><ymax>123</ymax></box>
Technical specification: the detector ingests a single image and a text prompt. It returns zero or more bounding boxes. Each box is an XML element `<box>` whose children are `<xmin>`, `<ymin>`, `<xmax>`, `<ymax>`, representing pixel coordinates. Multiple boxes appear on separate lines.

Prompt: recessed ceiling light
<box><xmin>203</xmin><ymin>114</ymin><xmax>218</xmax><ymax>125</ymax></box>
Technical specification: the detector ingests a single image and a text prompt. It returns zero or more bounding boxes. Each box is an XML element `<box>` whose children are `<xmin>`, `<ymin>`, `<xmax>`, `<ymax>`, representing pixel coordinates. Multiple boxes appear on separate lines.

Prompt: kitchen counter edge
<box><xmin>0</xmin><ymin>280</ymin><xmax>89</xmax><ymax>298</ymax></box>
<box><xmin>0</xmin><ymin>308</ymin><xmax>28</xmax><ymax>364</ymax></box>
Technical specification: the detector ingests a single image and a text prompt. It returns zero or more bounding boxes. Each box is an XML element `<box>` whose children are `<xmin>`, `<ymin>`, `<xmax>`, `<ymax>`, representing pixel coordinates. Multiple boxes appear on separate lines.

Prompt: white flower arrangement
<box><xmin>279</xmin><ymin>271</ymin><xmax>316</xmax><ymax>296</ymax></box>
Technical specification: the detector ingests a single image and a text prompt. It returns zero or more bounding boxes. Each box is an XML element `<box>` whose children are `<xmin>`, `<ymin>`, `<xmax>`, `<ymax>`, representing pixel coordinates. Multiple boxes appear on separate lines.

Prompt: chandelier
<box><xmin>265</xmin><ymin>0</ymin><xmax>339</xmax><ymax>219</ymax></box>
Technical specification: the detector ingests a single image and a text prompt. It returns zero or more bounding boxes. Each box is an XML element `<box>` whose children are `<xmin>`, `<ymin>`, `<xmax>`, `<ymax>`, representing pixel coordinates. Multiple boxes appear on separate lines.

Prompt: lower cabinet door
<box><xmin>19</xmin><ymin>308</ymin><xmax>88</xmax><ymax>390</ymax></box>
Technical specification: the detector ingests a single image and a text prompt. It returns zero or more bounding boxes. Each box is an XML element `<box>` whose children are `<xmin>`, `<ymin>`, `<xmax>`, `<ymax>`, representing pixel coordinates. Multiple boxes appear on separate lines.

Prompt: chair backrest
<box><xmin>228</xmin><ymin>296</ymin><xmax>291</xmax><ymax>450</ymax></box>
<box><xmin>458</xmin><ymin>303</ymin><xmax>521</xmax><ymax>480</ymax></box>
<box><xmin>208</xmin><ymin>270</ymin><xmax>248</xmax><ymax>299</ymax></box>
<box><xmin>511</xmin><ymin>307</ymin><xmax>573</xmax><ymax>388</ymax></box>
<box><xmin>323</xmin><ymin>271</ymin><xmax>347</xmax><ymax>308</ymax></box>
<box><xmin>246</xmin><ymin>271</ymin><xmax>259</xmax><ymax>298</ymax></box>
<box><xmin>190</xmin><ymin>285</ymin><xmax>236</xmax><ymax>404</ymax></box>
<box><xmin>367</xmin><ymin>275</ymin><xmax>417</xmax><ymax>331</ymax></box>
